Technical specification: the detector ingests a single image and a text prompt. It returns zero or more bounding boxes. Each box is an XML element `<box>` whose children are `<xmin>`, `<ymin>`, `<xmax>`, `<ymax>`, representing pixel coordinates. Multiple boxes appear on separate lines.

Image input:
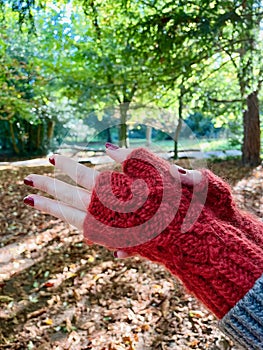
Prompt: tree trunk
<box><xmin>47</xmin><ymin>120</ymin><xmax>55</xmax><ymax>140</ymax></box>
<box><xmin>173</xmin><ymin>118</ymin><xmax>182</xmax><ymax>160</ymax></box>
<box><xmin>28</xmin><ymin>123</ymin><xmax>35</xmax><ymax>153</ymax></box>
<box><xmin>173</xmin><ymin>92</ymin><xmax>183</xmax><ymax>160</ymax></box>
<box><xmin>9</xmin><ymin>121</ymin><xmax>20</xmax><ymax>155</ymax></box>
<box><xmin>119</xmin><ymin>103</ymin><xmax>129</xmax><ymax>147</ymax></box>
<box><xmin>146</xmin><ymin>125</ymin><xmax>152</xmax><ymax>146</ymax></box>
<box><xmin>242</xmin><ymin>91</ymin><xmax>261</xmax><ymax>166</ymax></box>
<box><xmin>106</xmin><ymin>127</ymin><xmax>112</xmax><ymax>143</ymax></box>
<box><xmin>37</xmin><ymin>124</ymin><xmax>42</xmax><ymax>150</ymax></box>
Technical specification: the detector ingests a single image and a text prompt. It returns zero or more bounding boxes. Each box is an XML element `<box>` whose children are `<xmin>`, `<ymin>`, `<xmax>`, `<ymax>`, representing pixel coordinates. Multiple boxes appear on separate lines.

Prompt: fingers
<box><xmin>49</xmin><ymin>155</ymin><xmax>99</xmax><ymax>190</ymax></box>
<box><xmin>170</xmin><ymin>164</ymin><xmax>202</xmax><ymax>185</ymax></box>
<box><xmin>105</xmin><ymin>144</ymin><xmax>203</xmax><ymax>186</ymax></box>
<box><xmin>113</xmin><ymin>250</ymin><xmax>133</xmax><ymax>259</ymax></box>
<box><xmin>24</xmin><ymin>174</ymin><xmax>91</xmax><ymax>211</ymax></box>
<box><xmin>23</xmin><ymin>195</ymin><xmax>86</xmax><ymax>231</ymax></box>
<box><xmin>106</xmin><ymin>147</ymin><xmax>132</xmax><ymax>163</ymax></box>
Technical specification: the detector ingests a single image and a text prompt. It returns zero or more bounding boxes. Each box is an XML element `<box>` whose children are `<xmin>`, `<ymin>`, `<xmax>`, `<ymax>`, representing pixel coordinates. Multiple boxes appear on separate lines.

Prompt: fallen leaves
<box><xmin>43</xmin><ymin>318</ymin><xmax>53</xmax><ymax>325</ymax></box>
<box><xmin>0</xmin><ymin>160</ymin><xmax>261</xmax><ymax>349</ymax></box>
<box><xmin>233</xmin><ymin>163</ymin><xmax>263</xmax><ymax>217</ymax></box>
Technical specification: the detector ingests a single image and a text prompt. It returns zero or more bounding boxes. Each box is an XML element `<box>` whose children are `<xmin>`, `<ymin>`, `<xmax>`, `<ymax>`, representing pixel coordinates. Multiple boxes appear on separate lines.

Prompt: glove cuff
<box><xmin>219</xmin><ymin>273</ymin><xmax>263</xmax><ymax>350</ymax></box>
<box><xmin>85</xmin><ymin>148</ymin><xmax>263</xmax><ymax>321</ymax></box>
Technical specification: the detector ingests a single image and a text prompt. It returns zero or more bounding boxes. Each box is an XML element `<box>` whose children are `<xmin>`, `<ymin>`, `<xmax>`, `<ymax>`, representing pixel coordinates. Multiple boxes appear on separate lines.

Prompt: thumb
<box><xmin>169</xmin><ymin>164</ymin><xmax>202</xmax><ymax>186</ymax></box>
<box><xmin>113</xmin><ymin>250</ymin><xmax>134</xmax><ymax>259</ymax></box>
<box><xmin>105</xmin><ymin>143</ymin><xmax>132</xmax><ymax>163</ymax></box>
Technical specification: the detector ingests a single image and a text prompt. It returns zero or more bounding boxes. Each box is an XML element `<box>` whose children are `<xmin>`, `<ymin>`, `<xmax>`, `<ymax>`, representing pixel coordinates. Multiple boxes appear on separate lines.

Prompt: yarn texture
<box><xmin>84</xmin><ymin>148</ymin><xmax>263</xmax><ymax>319</ymax></box>
<box><xmin>219</xmin><ymin>274</ymin><xmax>263</xmax><ymax>350</ymax></box>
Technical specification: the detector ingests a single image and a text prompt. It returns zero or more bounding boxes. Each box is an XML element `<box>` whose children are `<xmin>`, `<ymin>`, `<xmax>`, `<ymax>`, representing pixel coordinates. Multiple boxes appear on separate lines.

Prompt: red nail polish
<box><xmin>105</xmin><ymin>142</ymin><xmax>119</xmax><ymax>150</ymax></box>
<box><xmin>178</xmin><ymin>168</ymin><xmax>187</xmax><ymax>174</ymax></box>
<box><xmin>24</xmin><ymin>196</ymin><xmax>34</xmax><ymax>207</ymax></box>
<box><xmin>49</xmin><ymin>156</ymin><xmax>55</xmax><ymax>165</ymax></box>
<box><xmin>24</xmin><ymin>178</ymin><xmax>34</xmax><ymax>187</ymax></box>
<box><xmin>113</xmin><ymin>251</ymin><xmax>118</xmax><ymax>258</ymax></box>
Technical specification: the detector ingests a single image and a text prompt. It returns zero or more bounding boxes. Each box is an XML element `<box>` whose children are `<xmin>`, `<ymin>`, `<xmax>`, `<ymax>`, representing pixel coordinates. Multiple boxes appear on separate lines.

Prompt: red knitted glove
<box><xmin>197</xmin><ymin>169</ymin><xmax>263</xmax><ymax>246</ymax></box>
<box><xmin>84</xmin><ymin>148</ymin><xmax>263</xmax><ymax>319</ymax></box>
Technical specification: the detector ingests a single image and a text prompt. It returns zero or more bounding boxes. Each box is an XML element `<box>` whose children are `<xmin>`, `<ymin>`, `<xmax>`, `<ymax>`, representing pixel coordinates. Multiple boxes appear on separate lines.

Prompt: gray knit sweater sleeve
<box><xmin>219</xmin><ymin>274</ymin><xmax>263</xmax><ymax>350</ymax></box>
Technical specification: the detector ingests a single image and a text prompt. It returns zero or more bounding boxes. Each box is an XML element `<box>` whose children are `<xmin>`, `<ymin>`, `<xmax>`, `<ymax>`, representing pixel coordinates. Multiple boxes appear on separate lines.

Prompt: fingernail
<box><xmin>178</xmin><ymin>168</ymin><xmax>187</xmax><ymax>174</ymax></box>
<box><xmin>23</xmin><ymin>196</ymin><xmax>34</xmax><ymax>207</ymax></box>
<box><xmin>114</xmin><ymin>250</ymin><xmax>130</xmax><ymax>259</ymax></box>
<box><xmin>24</xmin><ymin>178</ymin><xmax>34</xmax><ymax>187</ymax></box>
<box><xmin>84</xmin><ymin>238</ymin><xmax>93</xmax><ymax>246</ymax></box>
<box><xmin>105</xmin><ymin>142</ymin><xmax>119</xmax><ymax>150</ymax></box>
<box><xmin>49</xmin><ymin>156</ymin><xmax>55</xmax><ymax>165</ymax></box>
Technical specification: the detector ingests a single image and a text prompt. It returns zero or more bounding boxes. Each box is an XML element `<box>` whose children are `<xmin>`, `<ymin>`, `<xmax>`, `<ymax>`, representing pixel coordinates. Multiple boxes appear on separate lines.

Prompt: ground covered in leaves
<box><xmin>0</xmin><ymin>158</ymin><xmax>262</xmax><ymax>350</ymax></box>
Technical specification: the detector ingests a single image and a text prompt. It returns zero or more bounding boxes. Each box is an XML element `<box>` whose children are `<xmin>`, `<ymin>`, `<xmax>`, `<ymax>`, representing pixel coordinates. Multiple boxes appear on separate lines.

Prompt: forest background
<box><xmin>0</xmin><ymin>1</ymin><xmax>263</xmax><ymax>349</ymax></box>
<box><xmin>0</xmin><ymin>0</ymin><xmax>262</xmax><ymax>166</ymax></box>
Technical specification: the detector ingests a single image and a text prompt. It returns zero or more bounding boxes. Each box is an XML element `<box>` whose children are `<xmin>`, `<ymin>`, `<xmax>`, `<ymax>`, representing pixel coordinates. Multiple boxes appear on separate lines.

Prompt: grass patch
<box><xmin>129</xmin><ymin>138</ymin><xmax>239</xmax><ymax>152</ymax></box>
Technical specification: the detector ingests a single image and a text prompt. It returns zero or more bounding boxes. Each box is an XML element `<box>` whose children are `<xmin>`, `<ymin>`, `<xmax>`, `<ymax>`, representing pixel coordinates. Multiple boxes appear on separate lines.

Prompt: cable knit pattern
<box><xmin>197</xmin><ymin>170</ymin><xmax>263</xmax><ymax>246</ymax></box>
<box><xmin>84</xmin><ymin>148</ymin><xmax>263</xmax><ymax>319</ymax></box>
<box><xmin>195</xmin><ymin>169</ymin><xmax>237</xmax><ymax>220</ymax></box>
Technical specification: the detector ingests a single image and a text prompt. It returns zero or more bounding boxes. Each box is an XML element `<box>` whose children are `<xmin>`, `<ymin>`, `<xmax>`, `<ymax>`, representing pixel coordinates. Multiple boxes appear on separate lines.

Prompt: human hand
<box><xmin>24</xmin><ymin>145</ymin><xmax>263</xmax><ymax>320</ymax></box>
<box><xmin>24</xmin><ymin>144</ymin><xmax>202</xmax><ymax>254</ymax></box>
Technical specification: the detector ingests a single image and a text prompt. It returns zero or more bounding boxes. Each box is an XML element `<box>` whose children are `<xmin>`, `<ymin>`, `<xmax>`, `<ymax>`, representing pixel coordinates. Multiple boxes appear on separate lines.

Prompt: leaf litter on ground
<box><xmin>0</xmin><ymin>158</ymin><xmax>262</xmax><ymax>350</ymax></box>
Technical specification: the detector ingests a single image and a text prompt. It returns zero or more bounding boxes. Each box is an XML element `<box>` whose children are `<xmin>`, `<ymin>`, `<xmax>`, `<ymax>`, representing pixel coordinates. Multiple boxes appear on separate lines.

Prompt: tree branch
<box><xmin>209</xmin><ymin>97</ymin><xmax>243</xmax><ymax>103</ymax></box>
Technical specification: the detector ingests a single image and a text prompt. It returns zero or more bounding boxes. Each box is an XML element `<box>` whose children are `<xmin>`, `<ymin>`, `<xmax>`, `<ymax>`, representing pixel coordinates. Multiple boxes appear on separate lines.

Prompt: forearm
<box><xmin>85</xmin><ymin>148</ymin><xmax>263</xmax><ymax>349</ymax></box>
<box><xmin>219</xmin><ymin>274</ymin><xmax>263</xmax><ymax>350</ymax></box>
<box><xmin>197</xmin><ymin>168</ymin><xmax>263</xmax><ymax>246</ymax></box>
<box><xmin>131</xmin><ymin>212</ymin><xmax>263</xmax><ymax>349</ymax></box>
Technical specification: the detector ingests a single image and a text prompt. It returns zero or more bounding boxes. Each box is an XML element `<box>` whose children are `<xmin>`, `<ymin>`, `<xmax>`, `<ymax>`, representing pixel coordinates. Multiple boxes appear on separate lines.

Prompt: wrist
<box><xmin>85</xmin><ymin>148</ymin><xmax>263</xmax><ymax>321</ymax></box>
<box><xmin>219</xmin><ymin>274</ymin><xmax>263</xmax><ymax>349</ymax></box>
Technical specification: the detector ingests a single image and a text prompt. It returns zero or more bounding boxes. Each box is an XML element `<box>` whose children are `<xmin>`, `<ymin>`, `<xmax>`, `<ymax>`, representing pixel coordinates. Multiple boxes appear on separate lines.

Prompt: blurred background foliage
<box><xmin>0</xmin><ymin>0</ymin><xmax>262</xmax><ymax>165</ymax></box>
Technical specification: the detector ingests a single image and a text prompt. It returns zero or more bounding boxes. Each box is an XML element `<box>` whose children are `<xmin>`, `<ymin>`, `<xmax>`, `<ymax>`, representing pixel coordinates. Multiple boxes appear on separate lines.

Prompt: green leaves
<box><xmin>0</xmin><ymin>0</ymin><xmax>261</xmax><ymax>158</ymax></box>
<box><xmin>0</xmin><ymin>7</ymin><xmax>71</xmax><ymax>156</ymax></box>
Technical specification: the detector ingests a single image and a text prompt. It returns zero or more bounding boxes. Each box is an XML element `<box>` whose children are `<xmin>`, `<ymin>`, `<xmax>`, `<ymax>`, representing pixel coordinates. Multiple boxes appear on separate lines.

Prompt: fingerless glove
<box><xmin>84</xmin><ymin>148</ymin><xmax>263</xmax><ymax>349</ymax></box>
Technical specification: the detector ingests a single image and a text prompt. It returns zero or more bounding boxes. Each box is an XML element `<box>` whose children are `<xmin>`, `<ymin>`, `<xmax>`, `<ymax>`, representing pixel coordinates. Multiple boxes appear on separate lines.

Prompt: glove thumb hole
<box><xmin>170</xmin><ymin>164</ymin><xmax>202</xmax><ymax>186</ymax></box>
